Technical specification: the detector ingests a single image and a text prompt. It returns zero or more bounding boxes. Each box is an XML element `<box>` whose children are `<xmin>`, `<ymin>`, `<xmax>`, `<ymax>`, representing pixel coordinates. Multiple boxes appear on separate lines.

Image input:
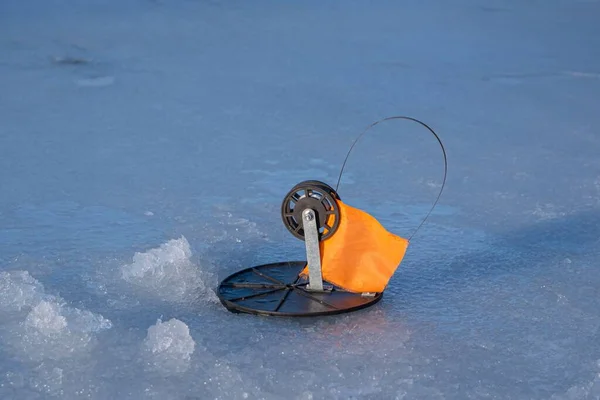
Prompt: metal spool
<box><xmin>280</xmin><ymin>180</ymin><xmax>341</xmax><ymax>241</ymax></box>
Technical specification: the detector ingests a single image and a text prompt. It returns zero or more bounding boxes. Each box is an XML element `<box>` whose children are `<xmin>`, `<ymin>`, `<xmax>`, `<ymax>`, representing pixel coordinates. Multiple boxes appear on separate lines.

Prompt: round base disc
<box><xmin>217</xmin><ymin>261</ymin><xmax>383</xmax><ymax>317</ymax></box>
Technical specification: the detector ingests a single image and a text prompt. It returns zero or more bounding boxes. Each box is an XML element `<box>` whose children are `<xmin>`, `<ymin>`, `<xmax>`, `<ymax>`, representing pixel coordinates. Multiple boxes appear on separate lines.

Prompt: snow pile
<box><xmin>121</xmin><ymin>236</ymin><xmax>218</xmax><ymax>304</ymax></box>
<box><xmin>0</xmin><ymin>270</ymin><xmax>46</xmax><ymax>314</ymax></box>
<box><xmin>0</xmin><ymin>271</ymin><xmax>113</xmax><ymax>361</ymax></box>
<box><xmin>0</xmin><ymin>270</ymin><xmax>113</xmax><ymax>397</ymax></box>
<box><xmin>142</xmin><ymin>318</ymin><xmax>195</xmax><ymax>376</ymax></box>
<box><xmin>25</xmin><ymin>301</ymin><xmax>67</xmax><ymax>335</ymax></box>
<box><xmin>21</xmin><ymin>300</ymin><xmax>112</xmax><ymax>361</ymax></box>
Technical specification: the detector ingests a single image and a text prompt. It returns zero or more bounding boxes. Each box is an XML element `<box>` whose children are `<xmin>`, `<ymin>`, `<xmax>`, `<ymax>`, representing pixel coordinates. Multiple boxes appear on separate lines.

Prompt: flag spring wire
<box><xmin>334</xmin><ymin>116</ymin><xmax>448</xmax><ymax>242</ymax></box>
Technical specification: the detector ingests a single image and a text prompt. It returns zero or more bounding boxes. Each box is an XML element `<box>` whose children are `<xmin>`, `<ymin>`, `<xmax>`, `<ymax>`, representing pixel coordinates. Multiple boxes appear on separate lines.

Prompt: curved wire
<box><xmin>334</xmin><ymin>116</ymin><xmax>448</xmax><ymax>241</ymax></box>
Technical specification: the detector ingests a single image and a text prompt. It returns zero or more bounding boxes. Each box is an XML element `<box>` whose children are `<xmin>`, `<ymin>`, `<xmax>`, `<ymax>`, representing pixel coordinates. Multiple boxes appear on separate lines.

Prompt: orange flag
<box><xmin>302</xmin><ymin>201</ymin><xmax>409</xmax><ymax>293</ymax></box>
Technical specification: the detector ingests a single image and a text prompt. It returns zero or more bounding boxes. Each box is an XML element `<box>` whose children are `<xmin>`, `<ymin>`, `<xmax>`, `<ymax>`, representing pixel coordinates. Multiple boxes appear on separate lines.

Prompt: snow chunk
<box><xmin>124</xmin><ymin>236</ymin><xmax>192</xmax><ymax>279</ymax></box>
<box><xmin>25</xmin><ymin>301</ymin><xmax>67</xmax><ymax>335</ymax></box>
<box><xmin>121</xmin><ymin>236</ymin><xmax>218</xmax><ymax>303</ymax></box>
<box><xmin>0</xmin><ymin>271</ymin><xmax>46</xmax><ymax>314</ymax></box>
<box><xmin>142</xmin><ymin>318</ymin><xmax>195</xmax><ymax>376</ymax></box>
<box><xmin>0</xmin><ymin>270</ymin><xmax>112</xmax><ymax>362</ymax></box>
<box><xmin>20</xmin><ymin>298</ymin><xmax>113</xmax><ymax>361</ymax></box>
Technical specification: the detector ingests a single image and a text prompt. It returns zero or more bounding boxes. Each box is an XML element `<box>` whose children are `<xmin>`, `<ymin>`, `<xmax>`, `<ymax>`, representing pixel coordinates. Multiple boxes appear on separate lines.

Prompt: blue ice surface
<box><xmin>1</xmin><ymin>0</ymin><xmax>600</xmax><ymax>398</ymax></box>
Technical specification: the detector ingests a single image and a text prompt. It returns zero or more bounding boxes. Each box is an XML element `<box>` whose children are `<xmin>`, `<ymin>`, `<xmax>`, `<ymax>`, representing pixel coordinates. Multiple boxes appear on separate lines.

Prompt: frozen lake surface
<box><xmin>1</xmin><ymin>0</ymin><xmax>600</xmax><ymax>398</ymax></box>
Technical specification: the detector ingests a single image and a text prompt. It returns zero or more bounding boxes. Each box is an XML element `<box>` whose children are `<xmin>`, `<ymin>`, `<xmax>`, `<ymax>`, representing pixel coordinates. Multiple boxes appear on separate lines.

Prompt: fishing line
<box><xmin>334</xmin><ymin>116</ymin><xmax>448</xmax><ymax>241</ymax></box>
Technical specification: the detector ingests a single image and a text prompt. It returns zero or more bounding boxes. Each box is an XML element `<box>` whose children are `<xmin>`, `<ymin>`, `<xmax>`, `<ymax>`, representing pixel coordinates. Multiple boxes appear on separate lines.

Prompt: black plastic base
<box><xmin>217</xmin><ymin>261</ymin><xmax>383</xmax><ymax>317</ymax></box>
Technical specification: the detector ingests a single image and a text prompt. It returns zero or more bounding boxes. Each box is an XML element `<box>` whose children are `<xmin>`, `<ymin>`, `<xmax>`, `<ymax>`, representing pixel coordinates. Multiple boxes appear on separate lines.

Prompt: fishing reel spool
<box><xmin>217</xmin><ymin>180</ymin><xmax>383</xmax><ymax>317</ymax></box>
<box><xmin>280</xmin><ymin>180</ymin><xmax>341</xmax><ymax>242</ymax></box>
